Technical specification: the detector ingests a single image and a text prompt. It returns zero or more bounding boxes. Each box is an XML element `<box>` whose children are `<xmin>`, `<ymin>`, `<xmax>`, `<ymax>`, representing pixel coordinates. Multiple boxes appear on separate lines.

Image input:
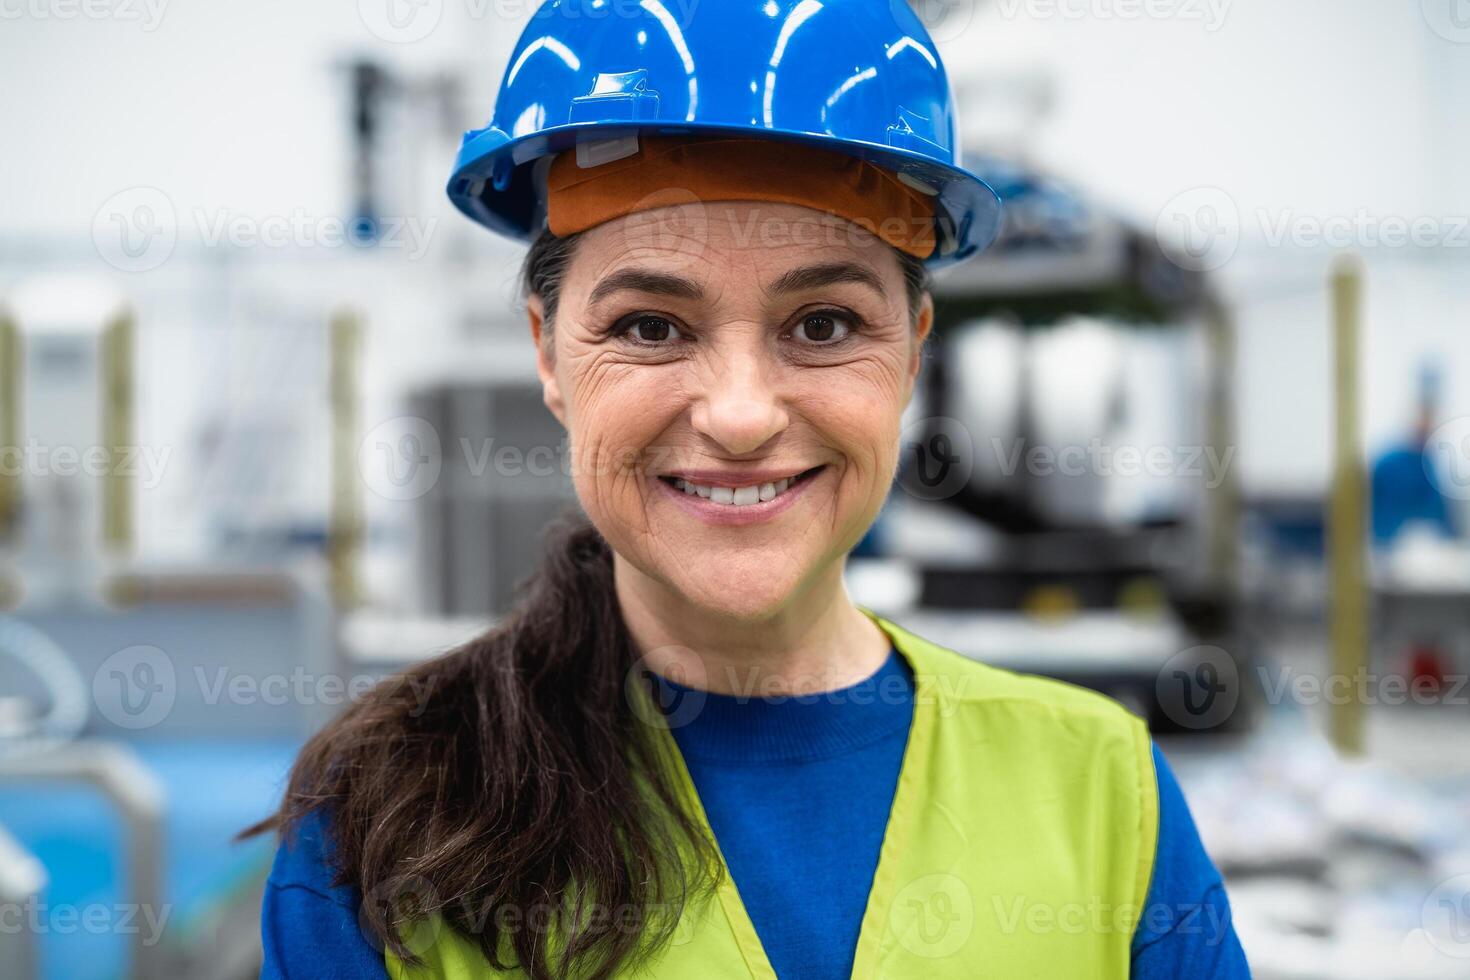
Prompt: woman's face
<box><xmin>529</xmin><ymin>200</ymin><xmax>932</xmax><ymax>621</ymax></box>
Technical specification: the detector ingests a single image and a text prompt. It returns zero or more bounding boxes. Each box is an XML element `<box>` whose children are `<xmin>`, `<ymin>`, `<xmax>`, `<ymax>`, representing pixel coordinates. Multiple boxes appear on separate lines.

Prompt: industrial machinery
<box><xmin>855</xmin><ymin>155</ymin><xmax>1252</xmax><ymax>733</ymax></box>
<box><xmin>0</xmin><ymin>290</ymin><xmax>333</xmax><ymax>980</ymax></box>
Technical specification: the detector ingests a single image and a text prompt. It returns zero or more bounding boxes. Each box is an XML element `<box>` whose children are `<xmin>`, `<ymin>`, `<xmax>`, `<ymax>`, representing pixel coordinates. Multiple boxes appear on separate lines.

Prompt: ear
<box><xmin>527</xmin><ymin>294</ymin><xmax>567</xmax><ymax>425</ymax></box>
<box><xmin>904</xmin><ymin>291</ymin><xmax>934</xmax><ymax>407</ymax></box>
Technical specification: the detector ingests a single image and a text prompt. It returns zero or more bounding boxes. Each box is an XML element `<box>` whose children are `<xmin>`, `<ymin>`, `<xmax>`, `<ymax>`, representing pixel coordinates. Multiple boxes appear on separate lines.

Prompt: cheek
<box><xmin>779</xmin><ymin>379</ymin><xmax>904</xmax><ymax>552</ymax></box>
<box><xmin>823</xmin><ymin>390</ymin><xmax>902</xmax><ymax>503</ymax></box>
<box><xmin>559</xmin><ymin>355</ymin><xmax>680</xmax><ymax>525</ymax></box>
<box><xmin>805</xmin><ymin>355</ymin><xmax>909</xmax><ymax>476</ymax></box>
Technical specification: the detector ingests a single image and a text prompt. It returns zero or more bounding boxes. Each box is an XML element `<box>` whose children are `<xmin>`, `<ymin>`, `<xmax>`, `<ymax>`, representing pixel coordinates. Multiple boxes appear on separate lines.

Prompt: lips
<box><xmin>653</xmin><ymin>464</ymin><xmax>826</xmax><ymax>525</ymax></box>
<box><xmin>657</xmin><ymin>465</ymin><xmax>825</xmax><ymax>507</ymax></box>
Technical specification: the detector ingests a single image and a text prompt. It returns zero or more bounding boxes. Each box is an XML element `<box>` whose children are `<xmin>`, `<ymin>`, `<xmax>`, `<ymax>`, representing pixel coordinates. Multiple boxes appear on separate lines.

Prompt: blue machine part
<box><xmin>966</xmin><ymin>155</ymin><xmax>1093</xmax><ymax>254</ymax></box>
<box><xmin>0</xmin><ymin>739</ymin><xmax>300</xmax><ymax>980</ymax></box>
<box><xmin>446</xmin><ymin>0</ymin><xmax>1003</xmax><ymax>268</ymax></box>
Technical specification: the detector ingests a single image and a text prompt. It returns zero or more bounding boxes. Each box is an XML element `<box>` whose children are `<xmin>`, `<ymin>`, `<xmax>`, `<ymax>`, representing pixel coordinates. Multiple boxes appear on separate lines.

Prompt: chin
<box><xmin>664</xmin><ymin>563</ymin><xmax>810</xmax><ymax>622</ymax></box>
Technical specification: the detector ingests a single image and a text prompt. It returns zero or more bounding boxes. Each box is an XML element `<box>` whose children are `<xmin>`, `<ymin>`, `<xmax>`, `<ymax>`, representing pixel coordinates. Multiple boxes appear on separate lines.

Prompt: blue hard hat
<box><xmin>447</xmin><ymin>0</ymin><xmax>1003</xmax><ymax>268</ymax></box>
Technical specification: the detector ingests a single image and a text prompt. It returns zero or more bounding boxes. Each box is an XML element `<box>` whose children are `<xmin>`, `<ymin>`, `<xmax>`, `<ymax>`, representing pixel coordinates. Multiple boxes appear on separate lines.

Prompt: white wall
<box><xmin>0</xmin><ymin>0</ymin><xmax>522</xmax><ymax>235</ymax></box>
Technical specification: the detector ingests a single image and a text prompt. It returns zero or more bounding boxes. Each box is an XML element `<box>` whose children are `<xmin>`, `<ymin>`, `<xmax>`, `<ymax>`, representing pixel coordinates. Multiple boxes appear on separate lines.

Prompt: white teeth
<box><xmin>666</xmin><ymin>470</ymin><xmax>813</xmax><ymax>507</ymax></box>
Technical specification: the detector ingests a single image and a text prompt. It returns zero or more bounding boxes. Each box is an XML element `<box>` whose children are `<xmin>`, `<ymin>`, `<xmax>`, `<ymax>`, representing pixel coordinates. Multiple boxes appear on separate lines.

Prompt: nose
<box><xmin>689</xmin><ymin>347</ymin><xmax>790</xmax><ymax>456</ymax></box>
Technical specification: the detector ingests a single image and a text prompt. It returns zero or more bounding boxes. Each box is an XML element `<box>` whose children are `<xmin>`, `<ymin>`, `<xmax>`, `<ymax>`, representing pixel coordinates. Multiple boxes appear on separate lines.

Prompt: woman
<box><xmin>255</xmin><ymin>2</ymin><xmax>1250</xmax><ymax>978</ymax></box>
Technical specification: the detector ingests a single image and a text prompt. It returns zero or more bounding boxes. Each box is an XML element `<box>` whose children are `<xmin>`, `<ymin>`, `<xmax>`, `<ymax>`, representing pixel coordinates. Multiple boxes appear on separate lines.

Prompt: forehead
<box><xmin>564</xmin><ymin>200</ymin><xmax>904</xmax><ymax>297</ymax></box>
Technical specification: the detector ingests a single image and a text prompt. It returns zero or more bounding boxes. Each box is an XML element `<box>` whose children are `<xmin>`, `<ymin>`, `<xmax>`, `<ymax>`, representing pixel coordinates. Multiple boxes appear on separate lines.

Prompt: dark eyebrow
<box><xmin>586</xmin><ymin>268</ymin><xmax>705</xmax><ymax>307</ymax></box>
<box><xmin>767</xmin><ymin>262</ymin><xmax>886</xmax><ymax>298</ymax></box>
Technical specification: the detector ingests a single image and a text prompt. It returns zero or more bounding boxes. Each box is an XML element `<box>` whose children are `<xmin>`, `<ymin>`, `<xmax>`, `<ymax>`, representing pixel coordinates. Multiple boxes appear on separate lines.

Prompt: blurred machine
<box><xmin>0</xmin><ymin>290</ymin><xmax>335</xmax><ymax>980</ymax></box>
<box><xmin>854</xmin><ymin>157</ymin><xmax>1251</xmax><ymax>732</ymax></box>
<box><xmin>409</xmin><ymin>364</ymin><xmax>578</xmax><ymax>617</ymax></box>
<box><xmin>2</xmin><ymin>296</ymin><xmax>133</xmax><ymax>604</ymax></box>
<box><xmin>1369</xmin><ymin>362</ymin><xmax>1470</xmax><ymax>700</ymax></box>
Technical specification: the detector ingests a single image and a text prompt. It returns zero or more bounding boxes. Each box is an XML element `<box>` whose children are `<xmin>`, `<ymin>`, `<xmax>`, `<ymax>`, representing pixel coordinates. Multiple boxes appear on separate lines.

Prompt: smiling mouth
<box><xmin>657</xmin><ymin>465</ymin><xmax>826</xmax><ymax>507</ymax></box>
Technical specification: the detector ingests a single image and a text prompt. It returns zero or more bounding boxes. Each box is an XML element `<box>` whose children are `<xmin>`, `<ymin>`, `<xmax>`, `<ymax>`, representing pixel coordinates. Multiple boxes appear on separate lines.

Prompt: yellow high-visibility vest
<box><xmin>388</xmin><ymin>606</ymin><xmax>1159</xmax><ymax>979</ymax></box>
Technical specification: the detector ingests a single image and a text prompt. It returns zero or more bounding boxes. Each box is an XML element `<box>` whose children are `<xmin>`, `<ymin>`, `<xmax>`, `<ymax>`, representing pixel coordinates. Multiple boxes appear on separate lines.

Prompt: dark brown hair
<box><xmin>245</xmin><ymin>226</ymin><xmax>931</xmax><ymax>979</ymax></box>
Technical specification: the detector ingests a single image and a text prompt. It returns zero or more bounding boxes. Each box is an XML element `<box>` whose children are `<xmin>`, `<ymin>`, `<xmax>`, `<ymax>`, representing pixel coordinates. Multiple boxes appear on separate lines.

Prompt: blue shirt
<box><xmin>261</xmin><ymin>649</ymin><xmax>1250</xmax><ymax>978</ymax></box>
<box><xmin>1371</xmin><ymin>443</ymin><xmax>1456</xmax><ymax>544</ymax></box>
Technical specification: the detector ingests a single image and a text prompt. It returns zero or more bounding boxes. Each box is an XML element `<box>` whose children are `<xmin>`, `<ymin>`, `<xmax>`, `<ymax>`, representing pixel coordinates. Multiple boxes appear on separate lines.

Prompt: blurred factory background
<box><xmin>2</xmin><ymin>1</ymin><xmax>1470</xmax><ymax>977</ymax></box>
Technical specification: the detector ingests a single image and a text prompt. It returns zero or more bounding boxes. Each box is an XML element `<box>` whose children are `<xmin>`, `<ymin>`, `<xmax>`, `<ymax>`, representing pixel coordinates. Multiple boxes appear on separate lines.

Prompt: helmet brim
<box><xmin>448</xmin><ymin>122</ymin><xmax>1003</xmax><ymax>270</ymax></box>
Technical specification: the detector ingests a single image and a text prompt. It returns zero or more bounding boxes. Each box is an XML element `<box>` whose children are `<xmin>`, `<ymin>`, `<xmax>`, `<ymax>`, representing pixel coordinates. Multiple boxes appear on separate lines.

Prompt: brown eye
<box><xmin>793</xmin><ymin>311</ymin><xmax>853</xmax><ymax>345</ymax></box>
<box><xmin>621</xmin><ymin>315</ymin><xmax>682</xmax><ymax>345</ymax></box>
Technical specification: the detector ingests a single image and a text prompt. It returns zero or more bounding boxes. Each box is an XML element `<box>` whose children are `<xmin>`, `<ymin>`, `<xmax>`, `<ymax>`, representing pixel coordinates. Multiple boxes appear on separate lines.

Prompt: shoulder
<box><xmin>261</xmin><ymin>808</ymin><xmax>391</xmax><ymax>979</ymax></box>
<box><xmin>882</xmin><ymin>612</ymin><xmax>1160</xmax><ymax>843</ymax></box>
<box><xmin>879</xmin><ymin>612</ymin><xmax>1151</xmax><ymax>731</ymax></box>
<box><xmin>882</xmin><ymin>610</ymin><xmax>1157</xmax><ymax>820</ymax></box>
<box><xmin>1134</xmin><ymin>745</ymin><xmax>1253</xmax><ymax>976</ymax></box>
<box><xmin>266</xmin><ymin>807</ymin><xmax>358</xmax><ymax>907</ymax></box>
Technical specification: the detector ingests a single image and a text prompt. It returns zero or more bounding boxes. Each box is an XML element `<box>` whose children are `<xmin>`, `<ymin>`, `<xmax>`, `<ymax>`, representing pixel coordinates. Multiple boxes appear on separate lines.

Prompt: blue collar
<box><xmin>650</xmin><ymin>648</ymin><xmax>913</xmax><ymax>766</ymax></box>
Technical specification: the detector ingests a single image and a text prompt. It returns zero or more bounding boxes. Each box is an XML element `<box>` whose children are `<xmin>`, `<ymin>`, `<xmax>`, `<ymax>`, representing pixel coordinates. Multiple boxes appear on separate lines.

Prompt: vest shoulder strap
<box><xmin>866</xmin><ymin>606</ymin><xmax>1162</xmax><ymax>965</ymax></box>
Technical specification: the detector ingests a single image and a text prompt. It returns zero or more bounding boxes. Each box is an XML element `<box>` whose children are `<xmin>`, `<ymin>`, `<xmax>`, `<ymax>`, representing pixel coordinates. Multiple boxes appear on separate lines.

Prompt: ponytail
<box><xmin>244</xmin><ymin>513</ymin><xmax>717</xmax><ymax>979</ymax></box>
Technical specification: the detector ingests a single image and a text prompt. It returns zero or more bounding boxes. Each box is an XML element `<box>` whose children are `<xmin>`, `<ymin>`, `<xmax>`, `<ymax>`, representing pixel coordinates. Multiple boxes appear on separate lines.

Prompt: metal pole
<box><xmin>0</xmin><ymin>310</ymin><xmax>18</xmax><ymax>543</ymax></box>
<box><xmin>1204</xmin><ymin>295</ymin><xmax>1239</xmax><ymax>593</ymax></box>
<box><xmin>101</xmin><ymin>308</ymin><xmax>135</xmax><ymax>552</ymax></box>
<box><xmin>328</xmin><ymin>308</ymin><xmax>364</xmax><ymax>608</ymax></box>
<box><xmin>0</xmin><ymin>742</ymin><xmax>167</xmax><ymax>979</ymax></box>
<box><xmin>0</xmin><ymin>824</ymin><xmax>46</xmax><ymax>980</ymax></box>
<box><xmin>1328</xmin><ymin>256</ymin><xmax>1368</xmax><ymax>756</ymax></box>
